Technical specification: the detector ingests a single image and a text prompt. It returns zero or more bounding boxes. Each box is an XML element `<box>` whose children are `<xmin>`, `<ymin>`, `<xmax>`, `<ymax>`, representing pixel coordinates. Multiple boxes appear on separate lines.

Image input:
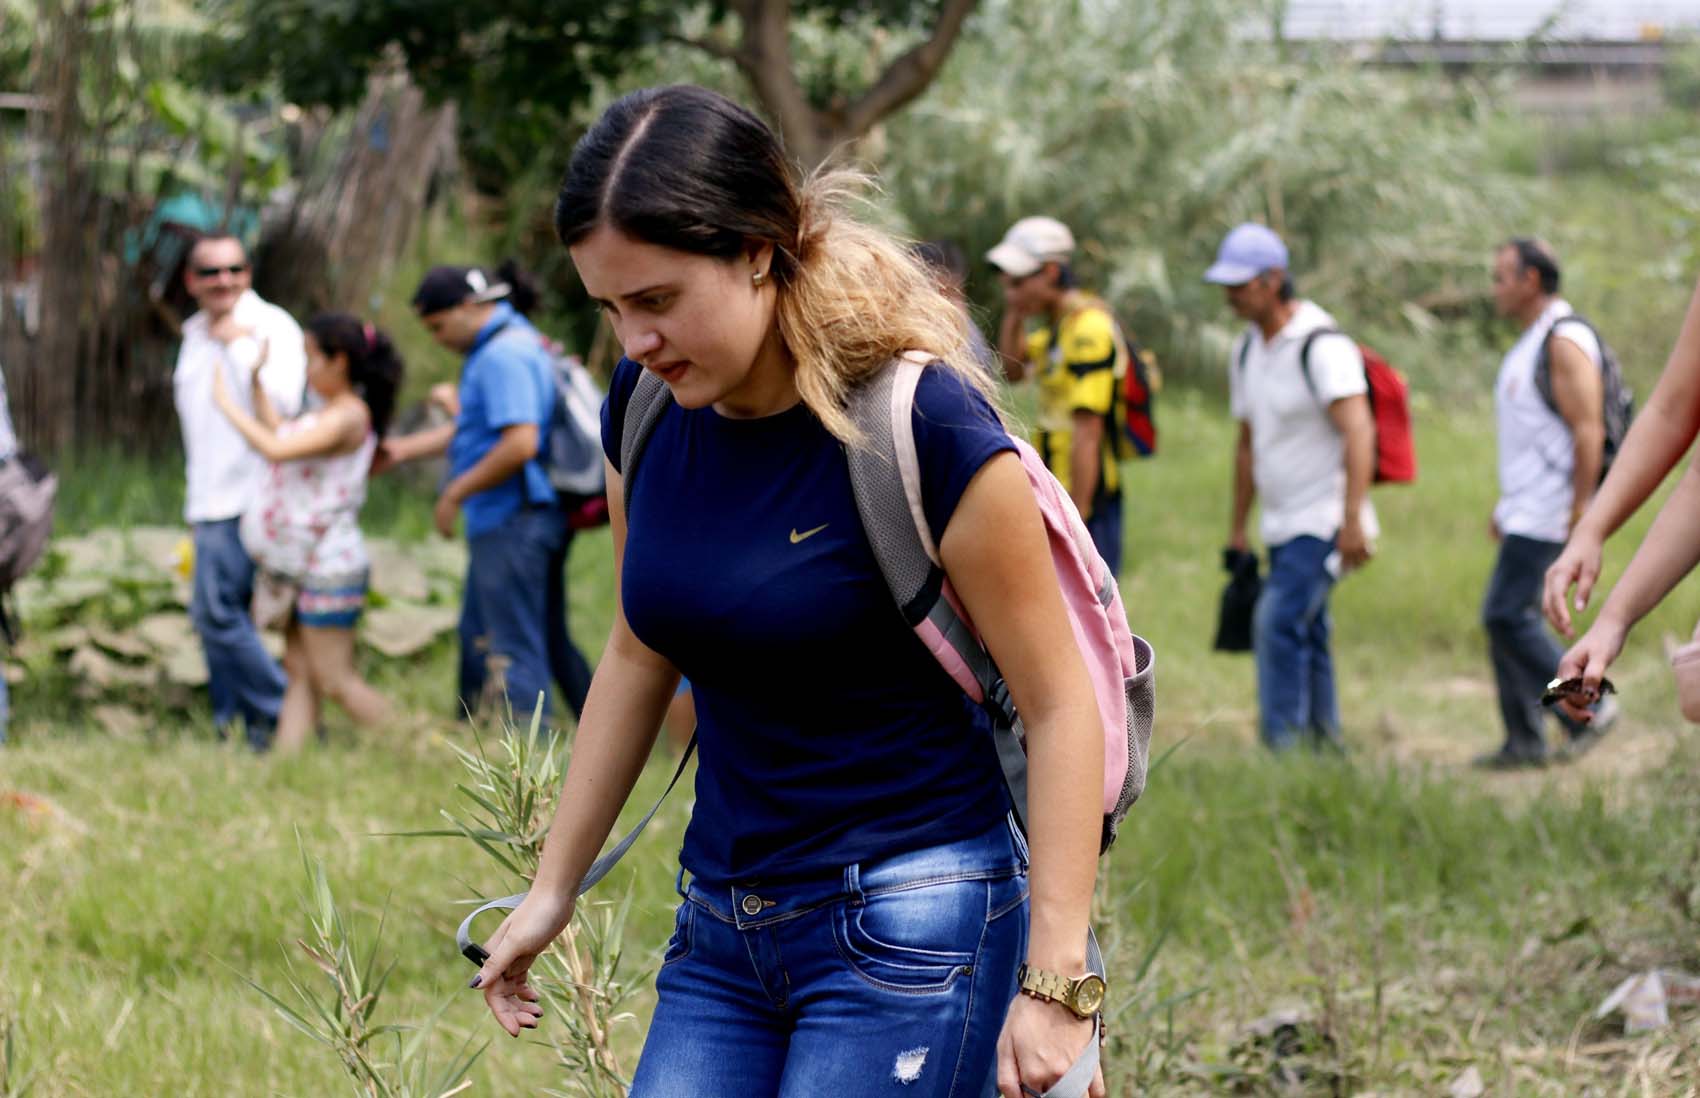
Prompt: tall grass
<box><xmin>9</xmin><ymin>377</ymin><xmax>1700</xmax><ymax>1091</ymax></box>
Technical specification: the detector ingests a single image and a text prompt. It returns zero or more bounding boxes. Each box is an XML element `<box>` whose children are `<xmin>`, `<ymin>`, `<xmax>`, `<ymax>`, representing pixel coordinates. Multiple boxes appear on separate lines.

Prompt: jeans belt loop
<box><xmin>843</xmin><ymin>860</ymin><xmax>863</xmax><ymax>907</ymax></box>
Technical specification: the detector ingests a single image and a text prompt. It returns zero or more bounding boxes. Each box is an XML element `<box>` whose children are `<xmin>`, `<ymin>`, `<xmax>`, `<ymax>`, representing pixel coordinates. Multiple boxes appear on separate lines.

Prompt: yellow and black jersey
<box><xmin>1023</xmin><ymin>299</ymin><xmax>1128</xmax><ymax>503</ymax></box>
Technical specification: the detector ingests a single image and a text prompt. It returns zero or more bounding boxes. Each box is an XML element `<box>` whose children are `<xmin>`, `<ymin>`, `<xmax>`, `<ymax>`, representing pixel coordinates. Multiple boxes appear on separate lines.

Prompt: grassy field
<box><xmin>5</xmin><ymin>389</ymin><xmax>1700</xmax><ymax>1095</ymax></box>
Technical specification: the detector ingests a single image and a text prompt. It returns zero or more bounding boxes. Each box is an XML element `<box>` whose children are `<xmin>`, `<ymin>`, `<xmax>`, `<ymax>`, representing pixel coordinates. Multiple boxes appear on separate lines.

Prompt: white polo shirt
<box><xmin>173</xmin><ymin>290</ymin><xmax>307</xmax><ymax>523</ymax></box>
<box><xmin>1494</xmin><ymin>299</ymin><xmax>1602</xmax><ymax>544</ymax></box>
<box><xmin>1228</xmin><ymin>300</ymin><xmax>1380</xmax><ymax>548</ymax></box>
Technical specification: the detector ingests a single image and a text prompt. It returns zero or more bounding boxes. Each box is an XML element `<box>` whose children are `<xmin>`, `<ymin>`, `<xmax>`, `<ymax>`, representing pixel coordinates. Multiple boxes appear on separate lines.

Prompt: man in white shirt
<box><xmin>173</xmin><ymin>234</ymin><xmax>305</xmax><ymax>749</ymax></box>
<box><xmin>1480</xmin><ymin>238</ymin><xmax>1616</xmax><ymax>768</ymax></box>
<box><xmin>1209</xmin><ymin>224</ymin><xmax>1378</xmax><ymax>751</ymax></box>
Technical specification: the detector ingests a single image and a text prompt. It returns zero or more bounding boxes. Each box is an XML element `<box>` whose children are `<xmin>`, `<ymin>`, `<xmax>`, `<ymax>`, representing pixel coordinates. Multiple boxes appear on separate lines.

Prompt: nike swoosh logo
<box><xmin>789</xmin><ymin>523</ymin><xmax>829</xmax><ymax>544</ymax></box>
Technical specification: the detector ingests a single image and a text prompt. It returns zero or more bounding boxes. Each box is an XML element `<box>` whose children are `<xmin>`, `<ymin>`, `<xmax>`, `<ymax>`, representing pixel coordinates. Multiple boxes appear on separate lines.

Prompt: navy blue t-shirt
<box><xmin>602</xmin><ymin>357</ymin><xmax>1016</xmax><ymax>885</ymax></box>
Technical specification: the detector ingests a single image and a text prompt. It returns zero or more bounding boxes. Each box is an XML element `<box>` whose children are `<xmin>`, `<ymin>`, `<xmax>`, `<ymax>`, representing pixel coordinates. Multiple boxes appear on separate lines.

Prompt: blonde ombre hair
<box><xmin>555</xmin><ymin>84</ymin><xmax>1002</xmax><ymax>444</ymax></box>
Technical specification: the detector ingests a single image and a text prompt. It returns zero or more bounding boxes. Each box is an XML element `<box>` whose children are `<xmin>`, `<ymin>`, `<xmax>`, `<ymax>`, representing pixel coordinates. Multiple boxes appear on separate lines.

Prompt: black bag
<box><xmin>1214</xmin><ymin>547</ymin><xmax>1261</xmax><ymax>653</ymax></box>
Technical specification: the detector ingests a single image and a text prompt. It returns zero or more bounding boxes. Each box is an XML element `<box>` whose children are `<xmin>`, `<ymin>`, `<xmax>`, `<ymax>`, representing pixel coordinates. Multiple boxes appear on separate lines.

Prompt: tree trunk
<box><xmin>25</xmin><ymin>0</ymin><xmax>96</xmax><ymax>454</ymax></box>
<box><xmin>719</xmin><ymin>0</ymin><xmax>980</xmax><ymax>170</ymax></box>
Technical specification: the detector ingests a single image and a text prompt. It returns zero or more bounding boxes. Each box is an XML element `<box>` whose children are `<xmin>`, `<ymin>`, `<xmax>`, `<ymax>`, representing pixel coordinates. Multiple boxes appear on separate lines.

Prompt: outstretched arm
<box><xmin>1547</xmin><ymin>277</ymin><xmax>1700</xmax><ymax>633</ymax></box>
<box><xmin>211</xmin><ymin>368</ymin><xmax>364</xmax><ymax>463</ymax></box>
<box><xmin>1555</xmin><ymin>454</ymin><xmax>1700</xmax><ymax>720</ymax></box>
<box><xmin>470</xmin><ymin>459</ymin><xmax>681</xmax><ymax>1036</ymax></box>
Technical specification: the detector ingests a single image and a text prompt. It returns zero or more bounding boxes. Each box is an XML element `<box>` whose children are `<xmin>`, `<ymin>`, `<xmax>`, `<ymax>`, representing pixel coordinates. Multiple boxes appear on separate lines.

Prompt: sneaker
<box><xmin>1472</xmin><ymin>747</ymin><xmax>1548</xmax><ymax>771</ymax></box>
<box><xmin>1558</xmin><ymin>696</ymin><xmax>1619</xmax><ymax>761</ymax></box>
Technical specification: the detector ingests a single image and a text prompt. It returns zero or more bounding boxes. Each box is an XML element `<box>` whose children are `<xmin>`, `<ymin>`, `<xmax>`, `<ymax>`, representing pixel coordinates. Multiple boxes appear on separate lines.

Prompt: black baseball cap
<box><xmin>411</xmin><ymin>266</ymin><xmax>511</xmax><ymax>316</ymax></box>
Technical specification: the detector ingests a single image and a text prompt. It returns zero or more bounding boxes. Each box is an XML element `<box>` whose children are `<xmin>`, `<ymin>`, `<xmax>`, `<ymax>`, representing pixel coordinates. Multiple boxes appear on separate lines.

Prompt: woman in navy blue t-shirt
<box><xmin>467</xmin><ymin>85</ymin><xmax>1108</xmax><ymax>1098</ymax></box>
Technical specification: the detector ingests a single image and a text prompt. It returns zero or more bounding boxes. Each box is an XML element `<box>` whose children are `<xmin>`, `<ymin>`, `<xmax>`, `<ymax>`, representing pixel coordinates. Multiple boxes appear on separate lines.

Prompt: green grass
<box><xmin>8</xmin><ymin>388</ymin><xmax>1700</xmax><ymax>1094</ymax></box>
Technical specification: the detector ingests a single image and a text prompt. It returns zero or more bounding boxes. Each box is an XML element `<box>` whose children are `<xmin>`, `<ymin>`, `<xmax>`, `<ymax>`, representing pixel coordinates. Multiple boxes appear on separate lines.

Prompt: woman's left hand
<box><xmin>996</xmin><ymin>993</ymin><xmax>1106</xmax><ymax>1098</ymax></box>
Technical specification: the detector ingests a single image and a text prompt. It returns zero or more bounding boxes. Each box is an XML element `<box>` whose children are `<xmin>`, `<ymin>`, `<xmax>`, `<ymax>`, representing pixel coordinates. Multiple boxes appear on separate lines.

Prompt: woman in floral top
<box><xmin>213</xmin><ymin>313</ymin><xmax>403</xmax><ymax>751</ymax></box>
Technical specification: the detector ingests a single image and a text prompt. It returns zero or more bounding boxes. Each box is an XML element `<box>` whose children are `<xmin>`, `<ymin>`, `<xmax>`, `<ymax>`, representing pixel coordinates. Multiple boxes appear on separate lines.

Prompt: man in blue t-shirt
<box><xmin>380</xmin><ymin>265</ymin><xmax>593</xmax><ymax>719</ymax></box>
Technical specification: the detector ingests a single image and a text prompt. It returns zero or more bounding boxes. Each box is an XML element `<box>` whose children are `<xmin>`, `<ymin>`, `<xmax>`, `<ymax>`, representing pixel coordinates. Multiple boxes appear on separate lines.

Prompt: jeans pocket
<box><xmin>660</xmin><ymin>900</ymin><xmax>695</xmax><ymax>969</ymax></box>
<box><xmin>832</xmin><ymin>878</ymin><xmax>987</xmax><ymax>995</ymax></box>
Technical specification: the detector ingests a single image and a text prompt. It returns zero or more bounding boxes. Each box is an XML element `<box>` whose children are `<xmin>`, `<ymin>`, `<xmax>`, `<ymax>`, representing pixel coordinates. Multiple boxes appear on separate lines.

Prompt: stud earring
<box><xmin>752</xmin><ymin>270</ymin><xmax>768</xmax><ymax>287</ymax></box>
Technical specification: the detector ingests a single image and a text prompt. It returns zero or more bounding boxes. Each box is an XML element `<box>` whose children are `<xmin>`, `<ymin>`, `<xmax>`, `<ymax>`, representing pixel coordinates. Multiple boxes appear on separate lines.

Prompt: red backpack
<box><xmin>1239</xmin><ymin>328</ymin><xmax>1417</xmax><ymax>484</ymax></box>
<box><xmin>1115</xmin><ymin>326</ymin><xmax>1160</xmax><ymax>459</ymax></box>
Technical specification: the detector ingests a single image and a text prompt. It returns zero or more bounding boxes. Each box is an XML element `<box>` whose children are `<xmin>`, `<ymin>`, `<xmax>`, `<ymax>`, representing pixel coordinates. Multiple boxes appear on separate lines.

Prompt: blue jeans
<box><xmin>190</xmin><ymin>519</ymin><xmax>286</xmax><ymax>749</ymax></box>
<box><xmin>1252</xmin><ymin>534</ymin><xmax>1341</xmax><ymax>751</ymax></box>
<box><xmin>1085</xmin><ymin>492</ymin><xmax>1124</xmax><ymax>578</ymax></box>
<box><xmin>1482</xmin><ymin>534</ymin><xmax>1583</xmax><ymax>758</ymax></box>
<box><xmin>629</xmin><ymin>819</ymin><xmax>1030</xmax><ymax>1097</ymax></box>
<box><xmin>458</xmin><ymin>506</ymin><xmax>568</xmax><ymax>718</ymax></box>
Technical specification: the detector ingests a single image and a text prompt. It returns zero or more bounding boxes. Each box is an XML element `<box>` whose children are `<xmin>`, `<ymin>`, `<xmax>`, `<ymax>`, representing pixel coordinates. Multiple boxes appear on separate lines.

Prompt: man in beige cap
<box><xmin>989</xmin><ymin>216</ymin><xmax>1130</xmax><ymax>574</ymax></box>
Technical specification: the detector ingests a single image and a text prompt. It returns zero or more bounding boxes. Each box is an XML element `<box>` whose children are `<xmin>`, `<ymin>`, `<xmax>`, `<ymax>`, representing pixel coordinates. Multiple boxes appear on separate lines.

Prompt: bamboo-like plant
<box><xmin>246</xmin><ymin>841</ymin><xmax>484</xmax><ymax>1098</ymax></box>
<box><xmin>420</xmin><ymin>699</ymin><xmax>648</xmax><ymax>1098</ymax></box>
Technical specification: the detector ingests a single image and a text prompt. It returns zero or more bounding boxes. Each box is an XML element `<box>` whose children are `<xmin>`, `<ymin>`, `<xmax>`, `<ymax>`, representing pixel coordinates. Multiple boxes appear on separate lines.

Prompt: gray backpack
<box><xmin>0</xmin><ymin>454</ymin><xmax>56</xmax><ymax>591</ymax></box>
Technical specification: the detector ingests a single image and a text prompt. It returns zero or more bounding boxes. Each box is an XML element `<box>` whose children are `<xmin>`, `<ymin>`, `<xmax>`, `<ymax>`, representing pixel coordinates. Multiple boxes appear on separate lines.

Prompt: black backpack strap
<box><xmin>1297</xmin><ymin>327</ymin><xmax>1354</xmax><ymax>405</ymax></box>
<box><xmin>1534</xmin><ymin>314</ymin><xmax>1602</xmax><ymax>415</ymax></box>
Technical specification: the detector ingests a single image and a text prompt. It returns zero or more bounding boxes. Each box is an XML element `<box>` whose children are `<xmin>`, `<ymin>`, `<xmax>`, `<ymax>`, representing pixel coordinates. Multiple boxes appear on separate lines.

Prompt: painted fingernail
<box><xmin>468</xmin><ymin>974</ymin><xmax>483</xmax><ymax>989</ymax></box>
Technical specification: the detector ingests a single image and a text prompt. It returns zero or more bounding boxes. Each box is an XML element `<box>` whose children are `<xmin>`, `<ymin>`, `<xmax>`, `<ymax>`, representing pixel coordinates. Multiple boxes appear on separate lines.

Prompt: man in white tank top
<box><xmin>1480</xmin><ymin>238</ymin><xmax>1617</xmax><ymax>768</ymax></box>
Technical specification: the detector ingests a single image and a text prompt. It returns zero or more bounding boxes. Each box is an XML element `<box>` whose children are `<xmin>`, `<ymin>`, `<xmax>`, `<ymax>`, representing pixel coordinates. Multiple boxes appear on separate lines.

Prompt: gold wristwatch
<box><xmin>1016</xmin><ymin>963</ymin><xmax>1107</xmax><ymax>1019</ymax></box>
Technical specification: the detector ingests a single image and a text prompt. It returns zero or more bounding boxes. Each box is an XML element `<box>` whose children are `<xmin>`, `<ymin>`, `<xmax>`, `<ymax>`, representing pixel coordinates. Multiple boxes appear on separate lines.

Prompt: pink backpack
<box><xmin>844</xmin><ymin>352</ymin><xmax>1154</xmax><ymax>848</ymax></box>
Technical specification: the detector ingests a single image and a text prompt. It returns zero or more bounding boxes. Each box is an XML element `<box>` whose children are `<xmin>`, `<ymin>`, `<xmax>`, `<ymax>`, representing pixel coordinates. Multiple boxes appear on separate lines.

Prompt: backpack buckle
<box><xmin>983</xmin><ymin>677</ymin><xmax>1017</xmax><ymax>727</ymax></box>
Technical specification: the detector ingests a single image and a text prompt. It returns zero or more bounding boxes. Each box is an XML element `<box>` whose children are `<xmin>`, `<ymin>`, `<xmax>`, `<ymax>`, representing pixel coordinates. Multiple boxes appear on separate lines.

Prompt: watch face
<box><xmin>1072</xmin><ymin>974</ymin><xmax>1107</xmax><ymax>1015</ymax></box>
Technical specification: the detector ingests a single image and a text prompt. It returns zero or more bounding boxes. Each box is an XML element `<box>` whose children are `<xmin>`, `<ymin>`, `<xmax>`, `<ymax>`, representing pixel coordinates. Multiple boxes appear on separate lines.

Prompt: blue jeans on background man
<box><xmin>1085</xmin><ymin>491</ymin><xmax>1124</xmax><ymax>577</ymax></box>
<box><xmin>1252</xmin><ymin>534</ymin><xmax>1342</xmax><ymax>751</ymax></box>
<box><xmin>458</xmin><ymin>505</ymin><xmax>568</xmax><ymax>720</ymax></box>
<box><xmin>628</xmin><ymin>818</ymin><xmax>1029</xmax><ymax>1097</ymax></box>
<box><xmin>189</xmin><ymin>519</ymin><xmax>286</xmax><ymax>750</ymax></box>
<box><xmin>1482</xmin><ymin>534</ymin><xmax>1585</xmax><ymax>760</ymax></box>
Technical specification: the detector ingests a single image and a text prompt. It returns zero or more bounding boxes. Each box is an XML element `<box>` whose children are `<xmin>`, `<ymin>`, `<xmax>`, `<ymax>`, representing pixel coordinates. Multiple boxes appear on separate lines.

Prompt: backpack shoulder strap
<box><xmin>842</xmin><ymin>354</ymin><xmax>1015</xmax><ymax>741</ymax></box>
<box><xmin>618</xmin><ymin>368</ymin><xmax>672</xmax><ymax>515</ymax></box>
<box><xmin>1297</xmin><ymin>326</ymin><xmax>1351</xmax><ymax>404</ymax></box>
<box><xmin>842</xmin><ymin>356</ymin><xmax>948</xmax><ymax>614</ymax></box>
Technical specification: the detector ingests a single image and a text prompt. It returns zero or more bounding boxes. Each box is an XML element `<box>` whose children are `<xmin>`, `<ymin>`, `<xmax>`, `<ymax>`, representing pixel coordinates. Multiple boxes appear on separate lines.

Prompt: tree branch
<box><xmin>660</xmin><ymin>29</ymin><xmax>745</xmax><ymax>66</ymax></box>
<box><xmin>839</xmin><ymin>0</ymin><xmax>978</xmax><ymax>138</ymax></box>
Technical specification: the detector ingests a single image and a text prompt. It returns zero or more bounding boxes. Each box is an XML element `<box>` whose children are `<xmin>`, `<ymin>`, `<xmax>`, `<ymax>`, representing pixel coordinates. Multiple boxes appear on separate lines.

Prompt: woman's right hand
<box><xmin>469</xmin><ymin>888</ymin><xmax>577</xmax><ymax>1037</ymax></box>
<box><xmin>1544</xmin><ymin>534</ymin><xmax>1605</xmax><ymax>637</ymax></box>
<box><xmin>1553</xmin><ymin>616</ymin><xmax>1628</xmax><ymax>724</ymax></box>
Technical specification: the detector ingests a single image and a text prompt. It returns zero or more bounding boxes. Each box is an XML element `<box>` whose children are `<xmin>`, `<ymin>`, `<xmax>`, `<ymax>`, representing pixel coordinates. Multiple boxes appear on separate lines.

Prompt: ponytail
<box><xmin>494</xmin><ymin>258</ymin><xmax>543</xmax><ymax>316</ymax></box>
<box><xmin>304</xmin><ymin>312</ymin><xmax>406</xmax><ymax>438</ymax></box>
<box><xmin>775</xmin><ymin>169</ymin><xmax>996</xmax><ymax>445</ymax></box>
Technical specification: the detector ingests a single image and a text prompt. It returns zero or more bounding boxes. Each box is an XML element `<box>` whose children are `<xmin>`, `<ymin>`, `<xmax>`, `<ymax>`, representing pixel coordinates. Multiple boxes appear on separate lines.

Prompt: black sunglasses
<box><xmin>194</xmin><ymin>263</ymin><xmax>248</xmax><ymax>278</ymax></box>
